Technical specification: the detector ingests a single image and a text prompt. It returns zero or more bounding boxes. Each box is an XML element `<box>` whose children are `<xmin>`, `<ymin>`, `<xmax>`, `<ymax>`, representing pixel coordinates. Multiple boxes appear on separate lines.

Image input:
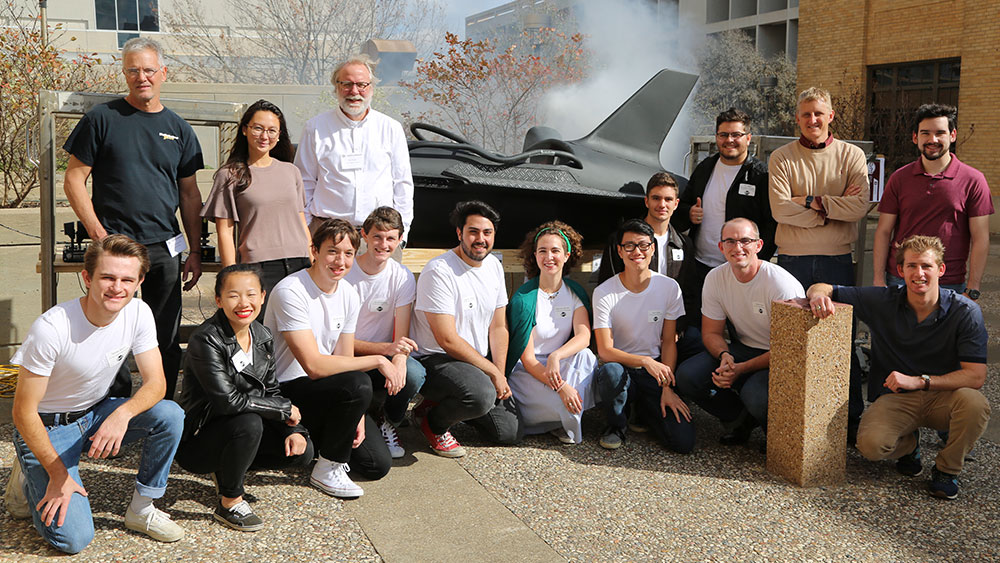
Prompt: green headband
<box><xmin>534</xmin><ymin>227</ymin><xmax>571</xmax><ymax>253</ymax></box>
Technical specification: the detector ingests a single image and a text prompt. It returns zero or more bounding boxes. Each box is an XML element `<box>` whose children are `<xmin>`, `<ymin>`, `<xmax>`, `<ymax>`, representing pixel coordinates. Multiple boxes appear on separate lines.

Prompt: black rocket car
<box><xmin>404</xmin><ymin>69</ymin><xmax>700</xmax><ymax>249</ymax></box>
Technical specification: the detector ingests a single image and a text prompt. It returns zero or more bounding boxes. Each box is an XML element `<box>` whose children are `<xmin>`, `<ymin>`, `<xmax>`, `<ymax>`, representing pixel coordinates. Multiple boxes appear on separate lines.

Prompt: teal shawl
<box><xmin>505</xmin><ymin>277</ymin><xmax>591</xmax><ymax>377</ymax></box>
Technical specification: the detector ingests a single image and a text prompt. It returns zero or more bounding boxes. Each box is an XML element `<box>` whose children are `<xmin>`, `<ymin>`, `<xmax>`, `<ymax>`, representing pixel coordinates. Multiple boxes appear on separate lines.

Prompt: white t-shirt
<box><xmin>264</xmin><ymin>269</ymin><xmax>361</xmax><ymax>383</ymax></box>
<box><xmin>532</xmin><ymin>286</ymin><xmax>585</xmax><ymax>358</ymax></box>
<box><xmin>654</xmin><ymin>232</ymin><xmax>670</xmax><ymax>275</ymax></box>
<box><xmin>344</xmin><ymin>258</ymin><xmax>416</xmax><ymax>343</ymax></box>
<box><xmin>411</xmin><ymin>250</ymin><xmax>508</xmax><ymax>358</ymax></box>
<box><xmin>702</xmin><ymin>261</ymin><xmax>805</xmax><ymax>350</ymax></box>
<box><xmin>695</xmin><ymin>159</ymin><xmax>742</xmax><ymax>267</ymax></box>
<box><xmin>12</xmin><ymin>298</ymin><xmax>158</xmax><ymax>412</ymax></box>
<box><xmin>593</xmin><ymin>272</ymin><xmax>685</xmax><ymax>358</ymax></box>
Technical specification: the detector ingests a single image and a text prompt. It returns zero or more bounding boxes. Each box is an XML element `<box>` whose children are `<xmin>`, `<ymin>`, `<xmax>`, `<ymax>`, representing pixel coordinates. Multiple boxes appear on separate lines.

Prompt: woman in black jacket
<box><xmin>176</xmin><ymin>264</ymin><xmax>313</xmax><ymax>532</ymax></box>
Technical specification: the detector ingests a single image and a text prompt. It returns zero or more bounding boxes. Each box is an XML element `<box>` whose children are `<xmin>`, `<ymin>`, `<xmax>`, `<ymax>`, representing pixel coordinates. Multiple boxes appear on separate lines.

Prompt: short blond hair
<box><xmin>797</xmin><ymin>86</ymin><xmax>832</xmax><ymax>110</ymax></box>
<box><xmin>896</xmin><ymin>235</ymin><xmax>945</xmax><ymax>268</ymax></box>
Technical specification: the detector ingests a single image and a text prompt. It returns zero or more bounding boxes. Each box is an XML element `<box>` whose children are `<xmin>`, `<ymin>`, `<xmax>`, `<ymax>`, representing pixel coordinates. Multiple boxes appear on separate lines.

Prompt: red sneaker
<box><xmin>419</xmin><ymin>416</ymin><xmax>467</xmax><ymax>458</ymax></box>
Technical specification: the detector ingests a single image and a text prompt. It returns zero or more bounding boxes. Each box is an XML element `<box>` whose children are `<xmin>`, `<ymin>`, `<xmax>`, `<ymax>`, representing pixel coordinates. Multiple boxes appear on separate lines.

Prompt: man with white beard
<box><xmin>295</xmin><ymin>55</ymin><xmax>414</xmax><ymax>243</ymax></box>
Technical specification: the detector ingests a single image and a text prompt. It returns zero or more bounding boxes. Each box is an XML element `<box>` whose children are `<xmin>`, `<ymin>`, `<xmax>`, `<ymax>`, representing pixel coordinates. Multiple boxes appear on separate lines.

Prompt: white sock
<box><xmin>130</xmin><ymin>489</ymin><xmax>155</xmax><ymax>516</ymax></box>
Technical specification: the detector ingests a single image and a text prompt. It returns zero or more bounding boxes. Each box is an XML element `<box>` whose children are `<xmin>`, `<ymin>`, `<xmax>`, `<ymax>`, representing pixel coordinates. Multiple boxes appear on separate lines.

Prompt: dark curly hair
<box><xmin>519</xmin><ymin>220</ymin><xmax>584</xmax><ymax>279</ymax></box>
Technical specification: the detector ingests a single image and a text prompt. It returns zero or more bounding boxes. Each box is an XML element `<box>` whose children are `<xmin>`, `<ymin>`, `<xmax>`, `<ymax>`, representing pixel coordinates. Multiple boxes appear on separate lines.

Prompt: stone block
<box><xmin>767</xmin><ymin>299</ymin><xmax>853</xmax><ymax>487</ymax></box>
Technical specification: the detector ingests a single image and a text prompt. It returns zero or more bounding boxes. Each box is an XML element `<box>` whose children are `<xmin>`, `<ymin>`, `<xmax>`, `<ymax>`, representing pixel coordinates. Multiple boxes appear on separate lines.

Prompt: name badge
<box><xmin>330</xmin><ymin>316</ymin><xmax>345</xmax><ymax>331</ymax></box>
<box><xmin>106</xmin><ymin>345</ymin><xmax>129</xmax><ymax>369</ymax></box>
<box><xmin>369</xmin><ymin>299</ymin><xmax>389</xmax><ymax>313</ymax></box>
<box><xmin>342</xmin><ymin>153</ymin><xmax>364</xmax><ymax>170</ymax></box>
<box><xmin>231</xmin><ymin>349</ymin><xmax>251</xmax><ymax>372</ymax></box>
<box><xmin>738</xmin><ymin>183</ymin><xmax>756</xmax><ymax>197</ymax></box>
<box><xmin>671</xmin><ymin>248</ymin><xmax>684</xmax><ymax>261</ymax></box>
<box><xmin>462</xmin><ymin>296</ymin><xmax>476</xmax><ymax>311</ymax></box>
<box><xmin>554</xmin><ymin>306</ymin><xmax>571</xmax><ymax>319</ymax></box>
<box><xmin>752</xmin><ymin>301</ymin><xmax>767</xmax><ymax>315</ymax></box>
<box><xmin>165</xmin><ymin>233</ymin><xmax>187</xmax><ymax>258</ymax></box>
<box><xmin>648</xmin><ymin>310</ymin><xmax>663</xmax><ymax>323</ymax></box>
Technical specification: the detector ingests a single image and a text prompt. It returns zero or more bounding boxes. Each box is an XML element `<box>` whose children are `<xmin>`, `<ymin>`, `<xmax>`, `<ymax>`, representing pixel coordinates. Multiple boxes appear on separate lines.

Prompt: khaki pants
<box><xmin>856</xmin><ymin>388</ymin><xmax>990</xmax><ymax>475</ymax></box>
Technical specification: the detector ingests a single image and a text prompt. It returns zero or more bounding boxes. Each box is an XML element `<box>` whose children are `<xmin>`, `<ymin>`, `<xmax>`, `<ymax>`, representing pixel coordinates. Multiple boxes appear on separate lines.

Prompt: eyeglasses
<box><xmin>123</xmin><ymin>67</ymin><xmax>161</xmax><ymax>79</ymax></box>
<box><xmin>619</xmin><ymin>241</ymin><xmax>653</xmax><ymax>253</ymax></box>
<box><xmin>721</xmin><ymin>237</ymin><xmax>760</xmax><ymax>248</ymax></box>
<box><xmin>248</xmin><ymin>125</ymin><xmax>280</xmax><ymax>138</ymax></box>
<box><xmin>716</xmin><ymin>132</ymin><xmax>747</xmax><ymax>140</ymax></box>
<box><xmin>336</xmin><ymin>80</ymin><xmax>371</xmax><ymax>91</ymax></box>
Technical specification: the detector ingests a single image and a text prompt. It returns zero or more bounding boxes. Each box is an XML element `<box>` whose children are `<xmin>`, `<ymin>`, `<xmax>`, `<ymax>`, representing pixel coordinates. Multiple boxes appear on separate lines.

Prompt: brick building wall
<box><xmin>796</xmin><ymin>0</ymin><xmax>1000</xmax><ymax>196</ymax></box>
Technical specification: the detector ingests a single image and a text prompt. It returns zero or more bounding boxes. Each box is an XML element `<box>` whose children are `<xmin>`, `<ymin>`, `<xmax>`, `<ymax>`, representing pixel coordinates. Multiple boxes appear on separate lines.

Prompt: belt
<box><xmin>38</xmin><ymin>404</ymin><xmax>98</xmax><ymax>426</ymax></box>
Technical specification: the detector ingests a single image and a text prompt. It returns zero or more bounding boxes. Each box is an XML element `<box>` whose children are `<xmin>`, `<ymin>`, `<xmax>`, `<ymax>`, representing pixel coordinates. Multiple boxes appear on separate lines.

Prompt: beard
<box><xmin>339</xmin><ymin>94</ymin><xmax>371</xmax><ymax>118</ymax></box>
<box><xmin>460</xmin><ymin>240</ymin><xmax>490</xmax><ymax>262</ymax></box>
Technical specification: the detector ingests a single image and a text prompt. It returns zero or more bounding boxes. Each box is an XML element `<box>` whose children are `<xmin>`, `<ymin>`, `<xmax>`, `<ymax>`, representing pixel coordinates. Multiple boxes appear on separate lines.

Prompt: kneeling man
<box><xmin>593</xmin><ymin>219</ymin><xmax>692</xmax><ymax>452</ymax></box>
<box><xmin>808</xmin><ymin>235</ymin><xmax>989</xmax><ymax>499</ymax></box>
<box><xmin>410</xmin><ymin>200</ymin><xmax>522</xmax><ymax>457</ymax></box>
<box><xmin>675</xmin><ymin>218</ymin><xmax>804</xmax><ymax>446</ymax></box>
<box><xmin>6</xmin><ymin>235</ymin><xmax>185</xmax><ymax>553</ymax></box>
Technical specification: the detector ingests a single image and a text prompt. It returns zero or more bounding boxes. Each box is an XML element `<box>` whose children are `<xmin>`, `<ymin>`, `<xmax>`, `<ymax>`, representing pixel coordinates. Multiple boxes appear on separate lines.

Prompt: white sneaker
<box><xmin>380</xmin><ymin>419</ymin><xmax>405</xmax><ymax>459</ymax></box>
<box><xmin>124</xmin><ymin>505</ymin><xmax>185</xmax><ymax>542</ymax></box>
<box><xmin>549</xmin><ymin>427</ymin><xmax>575</xmax><ymax>445</ymax></box>
<box><xmin>4</xmin><ymin>461</ymin><xmax>30</xmax><ymax>519</ymax></box>
<box><xmin>310</xmin><ymin>461</ymin><xmax>364</xmax><ymax>498</ymax></box>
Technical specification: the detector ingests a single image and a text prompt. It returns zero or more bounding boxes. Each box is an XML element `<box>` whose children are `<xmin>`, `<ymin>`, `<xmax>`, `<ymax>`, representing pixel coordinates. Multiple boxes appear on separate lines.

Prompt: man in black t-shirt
<box><xmin>63</xmin><ymin>37</ymin><xmax>204</xmax><ymax>400</ymax></box>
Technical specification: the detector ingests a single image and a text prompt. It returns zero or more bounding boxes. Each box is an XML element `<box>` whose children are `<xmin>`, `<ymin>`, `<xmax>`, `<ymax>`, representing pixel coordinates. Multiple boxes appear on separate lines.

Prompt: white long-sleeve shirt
<box><xmin>294</xmin><ymin>107</ymin><xmax>414</xmax><ymax>240</ymax></box>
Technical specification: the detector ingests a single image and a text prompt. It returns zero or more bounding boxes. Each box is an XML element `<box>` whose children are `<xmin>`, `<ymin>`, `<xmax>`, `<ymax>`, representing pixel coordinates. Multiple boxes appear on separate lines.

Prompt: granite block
<box><xmin>767</xmin><ymin>299</ymin><xmax>853</xmax><ymax>487</ymax></box>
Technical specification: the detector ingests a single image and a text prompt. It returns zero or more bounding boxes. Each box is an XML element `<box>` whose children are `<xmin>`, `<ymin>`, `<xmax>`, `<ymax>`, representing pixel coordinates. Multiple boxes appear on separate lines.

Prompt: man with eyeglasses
<box><xmin>768</xmin><ymin>86</ymin><xmax>869</xmax><ymax>442</ymax></box>
<box><xmin>592</xmin><ymin>219</ymin><xmax>693</xmax><ymax>453</ymax></box>
<box><xmin>675</xmin><ymin>108</ymin><xmax>776</xmax><ymax>319</ymax></box>
<box><xmin>295</xmin><ymin>55</ymin><xmax>414</xmax><ymax>245</ymax></box>
<box><xmin>674</xmin><ymin>218</ymin><xmax>804</xmax><ymax>448</ymax></box>
<box><xmin>63</xmin><ymin>37</ymin><xmax>204</xmax><ymax>401</ymax></box>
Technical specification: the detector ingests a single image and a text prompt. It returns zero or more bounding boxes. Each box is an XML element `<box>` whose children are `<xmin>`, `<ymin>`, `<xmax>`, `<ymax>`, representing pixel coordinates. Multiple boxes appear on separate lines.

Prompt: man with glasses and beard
<box><xmin>674</xmin><ymin>219</ymin><xmax>804</xmax><ymax>449</ymax></box>
<box><xmin>295</xmin><ymin>54</ymin><xmax>414</xmax><ymax>244</ymax></box>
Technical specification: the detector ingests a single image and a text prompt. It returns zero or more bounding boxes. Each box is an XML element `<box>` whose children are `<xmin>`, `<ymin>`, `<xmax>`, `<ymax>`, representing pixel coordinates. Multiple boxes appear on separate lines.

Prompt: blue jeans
<box><xmin>367</xmin><ymin>355</ymin><xmax>427</xmax><ymax>424</ymax></box>
<box><xmin>778</xmin><ymin>253</ymin><xmax>864</xmax><ymax>428</ymax></box>
<box><xmin>594</xmin><ymin>362</ymin><xmax>695</xmax><ymax>454</ymax></box>
<box><xmin>11</xmin><ymin>398</ymin><xmax>184</xmax><ymax>554</ymax></box>
<box><xmin>674</xmin><ymin>342</ymin><xmax>769</xmax><ymax>427</ymax></box>
<box><xmin>886</xmin><ymin>273</ymin><xmax>965</xmax><ymax>293</ymax></box>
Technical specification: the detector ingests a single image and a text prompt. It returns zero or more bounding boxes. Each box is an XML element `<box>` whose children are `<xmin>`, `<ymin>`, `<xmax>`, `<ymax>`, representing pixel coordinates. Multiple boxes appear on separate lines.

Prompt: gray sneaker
<box><xmin>599</xmin><ymin>426</ymin><xmax>626</xmax><ymax>450</ymax></box>
<box><xmin>4</xmin><ymin>462</ymin><xmax>30</xmax><ymax>519</ymax></box>
<box><xmin>214</xmin><ymin>499</ymin><xmax>264</xmax><ymax>532</ymax></box>
<box><xmin>124</xmin><ymin>505</ymin><xmax>185</xmax><ymax>542</ymax></box>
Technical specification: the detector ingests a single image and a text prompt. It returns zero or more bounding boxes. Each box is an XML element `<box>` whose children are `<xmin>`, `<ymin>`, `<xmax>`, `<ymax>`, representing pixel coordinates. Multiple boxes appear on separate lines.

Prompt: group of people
<box><xmin>2</xmin><ymin>36</ymin><xmax>993</xmax><ymax>555</ymax></box>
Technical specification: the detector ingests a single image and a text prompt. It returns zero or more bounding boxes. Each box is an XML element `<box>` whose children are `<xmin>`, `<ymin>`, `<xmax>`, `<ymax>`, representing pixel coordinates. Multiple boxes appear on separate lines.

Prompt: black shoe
<box><xmin>214</xmin><ymin>500</ymin><xmax>264</xmax><ymax>532</ymax></box>
<box><xmin>929</xmin><ymin>467</ymin><xmax>959</xmax><ymax>500</ymax></box>
<box><xmin>895</xmin><ymin>444</ymin><xmax>923</xmax><ymax>477</ymax></box>
<box><xmin>720</xmin><ymin>417</ymin><xmax>757</xmax><ymax>446</ymax></box>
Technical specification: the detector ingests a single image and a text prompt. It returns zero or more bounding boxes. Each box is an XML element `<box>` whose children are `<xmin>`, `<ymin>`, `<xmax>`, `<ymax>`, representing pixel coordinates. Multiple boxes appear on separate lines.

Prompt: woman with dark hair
<box><xmin>506</xmin><ymin>221</ymin><xmax>598</xmax><ymax>444</ymax></box>
<box><xmin>202</xmin><ymin>99</ymin><xmax>312</xmax><ymax>314</ymax></box>
<box><xmin>176</xmin><ymin>264</ymin><xmax>313</xmax><ymax>532</ymax></box>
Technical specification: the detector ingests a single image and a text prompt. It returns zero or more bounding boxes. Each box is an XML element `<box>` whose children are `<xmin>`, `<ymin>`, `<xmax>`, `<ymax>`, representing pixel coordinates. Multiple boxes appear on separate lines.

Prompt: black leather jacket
<box><xmin>179</xmin><ymin>309</ymin><xmax>306</xmax><ymax>441</ymax></box>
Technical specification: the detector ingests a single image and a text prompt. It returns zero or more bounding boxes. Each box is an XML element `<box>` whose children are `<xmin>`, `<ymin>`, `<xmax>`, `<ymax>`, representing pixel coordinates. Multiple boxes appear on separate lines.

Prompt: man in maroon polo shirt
<box><xmin>873</xmin><ymin>103</ymin><xmax>994</xmax><ymax>299</ymax></box>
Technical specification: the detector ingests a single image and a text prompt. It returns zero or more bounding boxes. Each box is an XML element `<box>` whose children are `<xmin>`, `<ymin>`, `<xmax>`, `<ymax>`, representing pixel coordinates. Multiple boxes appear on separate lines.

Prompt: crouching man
<box><xmin>808</xmin><ymin>235</ymin><xmax>990</xmax><ymax>499</ymax></box>
<box><xmin>5</xmin><ymin>235</ymin><xmax>185</xmax><ymax>553</ymax></box>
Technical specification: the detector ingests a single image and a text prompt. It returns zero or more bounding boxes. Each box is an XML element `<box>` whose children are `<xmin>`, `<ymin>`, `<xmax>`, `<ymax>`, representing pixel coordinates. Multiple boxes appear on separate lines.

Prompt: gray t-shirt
<box><xmin>202</xmin><ymin>160</ymin><xmax>310</xmax><ymax>263</ymax></box>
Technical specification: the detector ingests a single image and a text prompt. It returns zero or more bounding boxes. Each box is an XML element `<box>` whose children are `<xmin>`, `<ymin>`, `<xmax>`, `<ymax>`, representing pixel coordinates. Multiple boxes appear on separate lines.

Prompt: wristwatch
<box><xmin>966</xmin><ymin>288</ymin><xmax>981</xmax><ymax>300</ymax></box>
<box><xmin>921</xmin><ymin>374</ymin><xmax>931</xmax><ymax>391</ymax></box>
<box><xmin>804</xmin><ymin>195</ymin><xmax>814</xmax><ymax>209</ymax></box>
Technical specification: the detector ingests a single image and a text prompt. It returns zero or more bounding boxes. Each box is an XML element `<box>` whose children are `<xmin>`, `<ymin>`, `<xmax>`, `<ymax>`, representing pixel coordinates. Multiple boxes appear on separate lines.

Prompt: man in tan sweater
<box><xmin>768</xmin><ymin>86</ymin><xmax>869</xmax><ymax>442</ymax></box>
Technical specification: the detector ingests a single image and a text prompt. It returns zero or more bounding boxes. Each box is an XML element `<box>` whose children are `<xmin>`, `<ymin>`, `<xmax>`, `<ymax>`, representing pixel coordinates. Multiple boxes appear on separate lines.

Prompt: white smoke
<box><xmin>538</xmin><ymin>0</ymin><xmax>706</xmax><ymax>175</ymax></box>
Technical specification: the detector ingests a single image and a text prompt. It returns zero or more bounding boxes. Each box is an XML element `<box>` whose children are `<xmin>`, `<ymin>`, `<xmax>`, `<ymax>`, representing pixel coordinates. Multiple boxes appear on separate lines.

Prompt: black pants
<box><xmin>280</xmin><ymin>372</ymin><xmax>391</xmax><ymax>480</ymax></box>
<box><xmin>253</xmin><ymin>257</ymin><xmax>311</xmax><ymax>319</ymax></box>
<box><xmin>110</xmin><ymin>242</ymin><xmax>183</xmax><ymax>400</ymax></box>
<box><xmin>175</xmin><ymin>412</ymin><xmax>314</xmax><ymax>498</ymax></box>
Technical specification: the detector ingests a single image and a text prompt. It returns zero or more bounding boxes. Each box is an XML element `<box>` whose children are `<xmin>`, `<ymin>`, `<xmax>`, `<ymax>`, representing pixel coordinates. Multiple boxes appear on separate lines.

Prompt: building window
<box><xmin>867</xmin><ymin>58</ymin><xmax>960</xmax><ymax>173</ymax></box>
<box><xmin>95</xmin><ymin>0</ymin><xmax>159</xmax><ymax>33</ymax></box>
